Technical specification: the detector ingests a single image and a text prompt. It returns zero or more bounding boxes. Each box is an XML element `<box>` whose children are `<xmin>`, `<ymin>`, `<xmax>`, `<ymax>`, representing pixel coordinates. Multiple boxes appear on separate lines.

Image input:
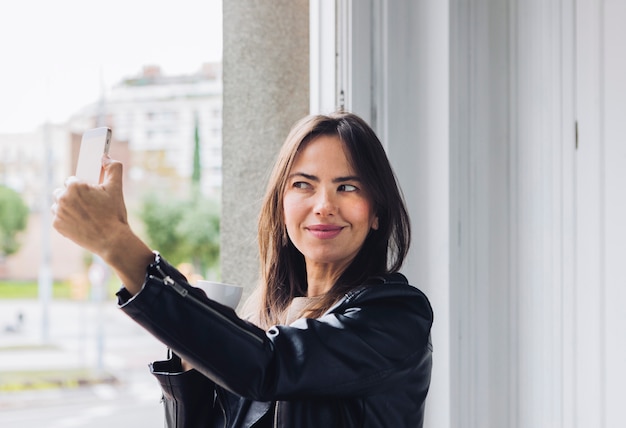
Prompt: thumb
<box><xmin>101</xmin><ymin>157</ymin><xmax>128</xmax><ymax>223</ymax></box>
<box><xmin>102</xmin><ymin>156</ymin><xmax>124</xmax><ymax>191</ymax></box>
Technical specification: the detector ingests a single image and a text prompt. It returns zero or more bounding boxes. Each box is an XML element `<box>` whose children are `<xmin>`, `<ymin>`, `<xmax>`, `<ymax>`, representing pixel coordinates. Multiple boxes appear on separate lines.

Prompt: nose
<box><xmin>314</xmin><ymin>188</ymin><xmax>337</xmax><ymax>216</ymax></box>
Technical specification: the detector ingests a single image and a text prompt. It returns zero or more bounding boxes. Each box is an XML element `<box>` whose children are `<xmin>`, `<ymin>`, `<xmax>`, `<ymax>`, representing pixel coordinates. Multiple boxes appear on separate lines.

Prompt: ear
<box><xmin>371</xmin><ymin>216</ymin><xmax>379</xmax><ymax>231</ymax></box>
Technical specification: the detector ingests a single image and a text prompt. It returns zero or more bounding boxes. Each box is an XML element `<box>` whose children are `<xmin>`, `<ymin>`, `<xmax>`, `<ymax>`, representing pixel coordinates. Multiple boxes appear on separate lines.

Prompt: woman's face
<box><xmin>283</xmin><ymin>135</ymin><xmax>379</xmax><ymax>278</ymax></box>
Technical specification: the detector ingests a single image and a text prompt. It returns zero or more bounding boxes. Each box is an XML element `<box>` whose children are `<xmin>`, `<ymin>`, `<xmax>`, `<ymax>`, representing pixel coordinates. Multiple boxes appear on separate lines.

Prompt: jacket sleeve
<box><xmin>117</xmin><ymin>254</ymin><xmax>433</xmax><ymax>402</ymax></box>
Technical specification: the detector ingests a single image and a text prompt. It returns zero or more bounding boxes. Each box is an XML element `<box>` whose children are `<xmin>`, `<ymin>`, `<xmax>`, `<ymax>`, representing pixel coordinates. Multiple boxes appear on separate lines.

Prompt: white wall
<box><xmin>450</xmin><ymin>0</ymin><xmax>626</xmax><ymax>426</ymax></box>
<box><xmin>576</xmin><ymin>0</ymin><xmax>626</xmax><ymax>425</ymax></box>
<box><xmin>603</xmin><ymin>1</ymin><xmax>626</xmax><ymax>422</ymax></box>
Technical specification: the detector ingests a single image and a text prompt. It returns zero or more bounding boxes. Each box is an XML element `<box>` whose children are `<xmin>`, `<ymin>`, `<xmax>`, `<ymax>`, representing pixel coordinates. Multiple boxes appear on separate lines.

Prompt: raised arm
<box><xmin>52</xmin><ymin>157</ymin><xmax>153</xmax><ymax>295</ymax></box>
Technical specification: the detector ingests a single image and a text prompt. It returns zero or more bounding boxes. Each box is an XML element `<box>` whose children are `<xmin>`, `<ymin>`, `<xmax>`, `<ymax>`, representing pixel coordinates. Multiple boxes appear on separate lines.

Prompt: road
<box><xmin>0</xmin><ymin>299</ymin><xmax>169</xmax><ymax>427</ymax></box>
<box><xmin>0</xmin><ymin>374</ymin><xmax>164</xmax><ymax>427</ymax></box>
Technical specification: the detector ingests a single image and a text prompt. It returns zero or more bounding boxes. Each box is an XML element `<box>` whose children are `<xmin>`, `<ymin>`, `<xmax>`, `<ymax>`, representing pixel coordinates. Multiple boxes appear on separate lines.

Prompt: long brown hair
<box><xmin>255</xmin><ymin>112</ymin><xmax>410</xmax><ymax>327</ymax></box>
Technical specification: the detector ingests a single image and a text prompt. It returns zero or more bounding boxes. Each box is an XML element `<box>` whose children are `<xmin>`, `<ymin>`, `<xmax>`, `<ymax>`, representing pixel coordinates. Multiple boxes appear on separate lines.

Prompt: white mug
<box><xmin>196</xmin><ymin>280</ymin><xmax>243</xmax><ymax>309</ymax></box>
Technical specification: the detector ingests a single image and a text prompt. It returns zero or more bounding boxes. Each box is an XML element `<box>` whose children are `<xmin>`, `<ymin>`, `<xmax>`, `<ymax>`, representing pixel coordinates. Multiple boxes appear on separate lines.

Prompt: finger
<box><xmin>52</xmin><ymin>187</ymin><xmax>64</xmax><ymax>202</ymax></box>
<box><xmin>102</xmin><ymin>157</ymin><xmax>122</xmax><ymax>174</ymax></box>
<box><xmin>102</xmin><ymin>160</ymin><xmax>124</xmax><ymax>191</ymax></box>
<box><xmin>65</xmin><ymin>176</ymin><xmax>79</xmax><ymax>187</ymax></box>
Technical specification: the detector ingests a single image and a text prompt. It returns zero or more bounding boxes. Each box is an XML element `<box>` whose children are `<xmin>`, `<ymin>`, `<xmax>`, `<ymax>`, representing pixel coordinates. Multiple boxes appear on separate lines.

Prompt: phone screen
<box><xmin>75</xmin><ymin>127</ymin><xmax>111</xmax><ymax>184</ymax></box>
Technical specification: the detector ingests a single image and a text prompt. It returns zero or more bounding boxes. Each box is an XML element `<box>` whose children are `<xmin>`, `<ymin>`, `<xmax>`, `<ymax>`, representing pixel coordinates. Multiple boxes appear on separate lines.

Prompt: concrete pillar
<box><xmin>221</xmin><ymin>1</ymin><xmax>309</xmax><ymax>293</ymax></box>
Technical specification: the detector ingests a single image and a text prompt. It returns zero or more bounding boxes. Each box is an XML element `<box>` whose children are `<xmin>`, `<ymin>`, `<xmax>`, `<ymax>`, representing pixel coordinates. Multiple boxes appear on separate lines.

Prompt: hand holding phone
<box><xmin>75</xmin><ymin>127</ymin><xmax>112</xmax><ymax>184</ymax></box>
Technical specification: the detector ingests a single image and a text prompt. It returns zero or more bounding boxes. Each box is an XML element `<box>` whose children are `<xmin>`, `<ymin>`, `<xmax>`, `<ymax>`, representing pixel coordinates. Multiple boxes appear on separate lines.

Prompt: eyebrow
<box><xmin>288</xmin><ymin>172</ymin><xmax>362</xmax><ymax>183</ymax></box>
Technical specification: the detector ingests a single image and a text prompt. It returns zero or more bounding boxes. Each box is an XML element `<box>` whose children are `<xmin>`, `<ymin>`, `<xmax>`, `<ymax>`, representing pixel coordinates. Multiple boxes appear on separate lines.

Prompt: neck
<box><xmin>306</xmin><ymin>282</ymin><xmax>332</xmax><ymax>297</ymax></box>
<box><xmin>306</xmin><ymin>269</ymin><xmax>340</xmax><ymax>297</ymax></box>
<box><xmin>305</xmin><ymin>260</ymin><xmax>352</xmax><ymax>297</ymax></box>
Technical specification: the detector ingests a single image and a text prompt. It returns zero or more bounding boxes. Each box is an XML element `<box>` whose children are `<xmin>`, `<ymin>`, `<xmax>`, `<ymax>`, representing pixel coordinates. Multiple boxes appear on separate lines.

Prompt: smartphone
<box><xmin>75</xmin><ymin>127</ymin><xmax>112</xmax><ymax>184</ymax></box>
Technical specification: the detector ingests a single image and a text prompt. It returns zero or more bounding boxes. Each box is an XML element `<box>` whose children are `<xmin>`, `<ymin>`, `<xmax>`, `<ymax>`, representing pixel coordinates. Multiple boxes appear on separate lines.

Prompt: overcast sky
<box><xmin>0</xmin><ymin>0</ymin><xmax>222</xmax><ymax>133</ymax></box>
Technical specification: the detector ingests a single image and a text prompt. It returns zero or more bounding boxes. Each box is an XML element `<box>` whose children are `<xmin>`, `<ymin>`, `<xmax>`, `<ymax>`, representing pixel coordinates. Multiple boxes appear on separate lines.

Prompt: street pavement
<box><xmin>0</xmin><ymin>298</ymin><xmax>168</xmax><ymax>426</ymax></box>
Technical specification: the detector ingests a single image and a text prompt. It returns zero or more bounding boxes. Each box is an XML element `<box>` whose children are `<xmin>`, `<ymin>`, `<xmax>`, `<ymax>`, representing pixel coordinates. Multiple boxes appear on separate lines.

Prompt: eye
<box><xmin>338</xmin><ymin>184</ymin><xmax>358</xmax><ymax>192</ymax></box>
<box><xmin>293</xmin><ymin>181</ymin><xmax>311</xmax><ymax>189</ymax></box>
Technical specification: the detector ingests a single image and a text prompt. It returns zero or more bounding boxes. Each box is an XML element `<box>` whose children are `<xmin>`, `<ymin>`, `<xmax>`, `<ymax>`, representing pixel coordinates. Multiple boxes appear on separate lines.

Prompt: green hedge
<box><xmin>0</xmin><ymin>278</ymin><xmax>120</xmax><ymax>300</ymax></box>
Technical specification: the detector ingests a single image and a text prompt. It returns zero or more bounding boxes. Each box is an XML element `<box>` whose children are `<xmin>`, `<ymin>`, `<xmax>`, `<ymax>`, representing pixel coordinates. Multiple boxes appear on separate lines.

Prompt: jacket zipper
<box><xmin>153</xmin><ymin>267</ymin><xmax>264</xmax><ymax>346</ymax></box>
<box><xmin>216</xmin><ymin>388</ymin><xmax>228</xmax><ymax>427</ymax></box>
<box><xmin>273</xmin><ymin>401</ymin><xmax>279</xmax><ymax>428</ymax></box>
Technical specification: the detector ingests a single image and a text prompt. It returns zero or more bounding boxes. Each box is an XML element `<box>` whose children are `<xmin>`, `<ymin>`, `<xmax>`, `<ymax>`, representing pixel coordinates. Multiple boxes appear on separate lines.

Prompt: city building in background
<box><xmin>0</xmin><ymin>63</ymin><xmax>223</xmax><ymax>280</ymax></box>
<box><xmin>0</xmin><ymin>125</ymin><xmax>69</xmax><ymax>212</ymax></box>
<box><xmin>68</xmin><ymin>62</ymin><xmax>223</xmax><ymax>199</ymax></box>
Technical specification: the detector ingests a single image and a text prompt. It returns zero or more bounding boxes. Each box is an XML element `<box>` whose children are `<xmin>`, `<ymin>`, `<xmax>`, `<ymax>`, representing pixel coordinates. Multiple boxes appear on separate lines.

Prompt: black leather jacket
<box><xmin>117</xmin><ymin>254</ymin><xmax>433</xmax><ymax>427</ymax></box>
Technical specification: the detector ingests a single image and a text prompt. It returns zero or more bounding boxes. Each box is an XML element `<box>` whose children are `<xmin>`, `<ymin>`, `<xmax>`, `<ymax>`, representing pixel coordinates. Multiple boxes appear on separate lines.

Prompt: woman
<box><xmin>52</xmin><ymin>112</ymin><xmax>433</xmax><ymax>427</ymax></box>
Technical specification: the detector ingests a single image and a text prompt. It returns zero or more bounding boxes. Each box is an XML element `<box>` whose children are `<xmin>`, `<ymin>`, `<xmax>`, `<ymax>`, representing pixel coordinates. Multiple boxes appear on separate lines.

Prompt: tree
<box><xmin>138</xmin><ymin>114</ymin><xmax>220</xmax><ymax>277</ymax></box>
<box><xmin>0</xmin><ymin>185</ymin><xmax>29</xmax><ymax>258</ymax></box>
<box><xmin>192</xmin><ymin>112</ymin><xmax>201</xmax><ymax>190</ymax></box>
<box><xmin>176</xmin><ymin>197</ymin><xmax>220</xmax><ymax>275</ymax></box>
<box><xmin>138</xmin><ymin>193</ymin><xmax>220</xmax><ymax>277</ymax></box>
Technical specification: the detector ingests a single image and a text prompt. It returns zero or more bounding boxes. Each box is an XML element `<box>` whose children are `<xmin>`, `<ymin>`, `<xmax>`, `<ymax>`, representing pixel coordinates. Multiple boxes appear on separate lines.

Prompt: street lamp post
<box><xmin>38</xmin><ymin>121</ymin><xmax>53</xmax><ymax>343</ymax></box>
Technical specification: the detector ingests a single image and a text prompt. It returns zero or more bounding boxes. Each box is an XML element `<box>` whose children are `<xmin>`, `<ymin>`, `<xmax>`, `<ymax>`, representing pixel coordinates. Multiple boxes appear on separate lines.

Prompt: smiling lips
<box><xmin>307</xmin><ymin>224</ymin><xmax>344</xmax><ymax>239</ymax></box>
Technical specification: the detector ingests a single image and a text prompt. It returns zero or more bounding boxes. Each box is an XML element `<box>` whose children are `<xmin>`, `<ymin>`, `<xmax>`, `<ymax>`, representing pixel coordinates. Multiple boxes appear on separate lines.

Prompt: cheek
<box><xmin>282</xmin><ymin>194</ymin><xmax>302</xmax><ymax>228</ymax></box>
<box><xmin>352</xmin><ymin>200</ymin><xmax>377</xmax><ymax>226</ymax></box>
